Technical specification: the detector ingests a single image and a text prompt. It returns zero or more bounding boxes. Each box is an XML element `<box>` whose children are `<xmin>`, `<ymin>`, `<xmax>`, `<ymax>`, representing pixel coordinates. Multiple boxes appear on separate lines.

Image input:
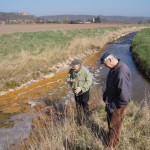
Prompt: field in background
<box><xmin>0</xmin><ymin>23</ymin><xmax>135</xmax><ymax>34</ymax></box>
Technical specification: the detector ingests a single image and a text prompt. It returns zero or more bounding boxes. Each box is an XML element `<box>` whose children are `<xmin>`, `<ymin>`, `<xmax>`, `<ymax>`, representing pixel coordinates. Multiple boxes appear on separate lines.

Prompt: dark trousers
<box><xmin>107</xmin><ymin>105</ymin><xmax>127</xmax><ymax>149</ymax></box>
<box><xmin>75</xmin><ymin>90</ymin><xmax>91</xmax><ymax>117</ymax></box>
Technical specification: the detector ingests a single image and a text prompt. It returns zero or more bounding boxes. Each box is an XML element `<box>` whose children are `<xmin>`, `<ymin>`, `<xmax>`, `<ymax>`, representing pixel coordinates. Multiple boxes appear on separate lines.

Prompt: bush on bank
<box><xmin>131</xmin><ymin>28</ymin><xmax>150</xmax><ymax>79</ymax></box>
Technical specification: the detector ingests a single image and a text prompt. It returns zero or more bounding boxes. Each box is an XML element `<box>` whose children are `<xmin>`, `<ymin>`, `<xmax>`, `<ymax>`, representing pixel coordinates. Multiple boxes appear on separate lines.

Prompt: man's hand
<box><xmin>70</xmin><ymin>78</ymin><xmax>75</xmax><ymax>83</ymax></box>
<box><xmin>75</xmin><ymin>87</ymin><xmax>82</xmax><ymax>94</ymax></box>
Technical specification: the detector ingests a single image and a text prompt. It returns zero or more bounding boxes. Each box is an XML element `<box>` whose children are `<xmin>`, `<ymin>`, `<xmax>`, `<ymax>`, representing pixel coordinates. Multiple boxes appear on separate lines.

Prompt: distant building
<box><xmin>18</xmin><ymin>12</ymin><xmax>28</xmax><ymax>16</ymax></box>
<box><xmin>92</xmin><ymin>18</ymin><xmax>95</xmax><ymax>23</ymax></box>
<box><xmin>84</xmin><ymin>21</ymin><xmax>91</xmax><ymax>24</ymax></box>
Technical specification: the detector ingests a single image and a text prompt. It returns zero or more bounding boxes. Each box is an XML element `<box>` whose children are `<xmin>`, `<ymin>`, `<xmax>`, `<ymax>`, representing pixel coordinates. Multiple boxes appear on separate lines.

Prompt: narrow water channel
<box><xmin>94</xmin><ymin>32</ymin><xmax>150</xmax><ymax>102</ymax></box>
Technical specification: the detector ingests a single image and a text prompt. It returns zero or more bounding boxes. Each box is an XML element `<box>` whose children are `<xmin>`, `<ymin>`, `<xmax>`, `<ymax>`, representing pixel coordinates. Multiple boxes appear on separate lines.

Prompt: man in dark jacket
<box><xmin>100</xmin><ymin>52</ymin><xmax>132</xmax><ymax>150</ymax></box>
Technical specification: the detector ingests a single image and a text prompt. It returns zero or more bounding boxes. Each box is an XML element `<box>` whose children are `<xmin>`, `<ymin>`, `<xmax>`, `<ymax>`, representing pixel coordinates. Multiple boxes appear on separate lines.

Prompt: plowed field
<box><xmin>0</xmin><ymin>23</ymin><xmax>131</xmax><ymax>34</ymax></box>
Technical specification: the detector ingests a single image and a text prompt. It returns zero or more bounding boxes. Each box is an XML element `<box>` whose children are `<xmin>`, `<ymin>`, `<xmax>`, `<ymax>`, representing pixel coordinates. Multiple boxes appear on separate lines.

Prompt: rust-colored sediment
<box><xmin>0</xmin><ymin>50</ymin><xmax>102</xmax><ymax>114</ymax></box>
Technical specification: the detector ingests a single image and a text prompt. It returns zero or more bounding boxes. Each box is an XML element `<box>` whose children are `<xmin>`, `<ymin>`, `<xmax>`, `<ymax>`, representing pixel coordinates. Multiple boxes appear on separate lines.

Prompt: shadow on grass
<box><xmin>43</xmin><ymin>98</ymin><xmax>108</xmax><ymax>149</ymax></box>
<box><xmin>75</xmin><ymin>114</ymin><xmax>108</xmax><ymax>147</ymax></box>
<box><xmin>85</xmin><ymin>118</ymin><xmax>108</xmax><ymax>147</ymax></box>
<box><xmin>63</xmin><ymin>116</ymin><xmax>108</xmax><ymax>150</ymax></box>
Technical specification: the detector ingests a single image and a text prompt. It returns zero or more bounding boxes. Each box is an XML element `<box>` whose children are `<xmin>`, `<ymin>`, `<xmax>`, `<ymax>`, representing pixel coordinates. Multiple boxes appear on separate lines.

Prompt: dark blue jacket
<box><xmin>103</xmin><ymin>60</ymin><xmax>132</xmax><ymax>108</ymax></box>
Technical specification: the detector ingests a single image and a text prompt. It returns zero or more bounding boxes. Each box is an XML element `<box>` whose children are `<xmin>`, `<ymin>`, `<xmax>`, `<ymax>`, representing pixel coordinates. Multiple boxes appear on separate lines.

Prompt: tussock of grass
<box><xmin>120</xmin><ymin>98</ymin><xmax>150</xmax><ymax>150</ymax></box>
<box><xmin>12</xmin><ymin>94</ymin><xmax>150</xmax><ymax>150</ymax></box>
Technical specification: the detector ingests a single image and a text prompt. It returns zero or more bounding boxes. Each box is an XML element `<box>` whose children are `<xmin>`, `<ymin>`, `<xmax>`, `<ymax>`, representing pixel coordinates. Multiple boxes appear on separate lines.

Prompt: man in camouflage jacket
<box><xmin>66</xmin><ymin>59</ymin><xmax>93</xmax><ymax>118</ymax></box>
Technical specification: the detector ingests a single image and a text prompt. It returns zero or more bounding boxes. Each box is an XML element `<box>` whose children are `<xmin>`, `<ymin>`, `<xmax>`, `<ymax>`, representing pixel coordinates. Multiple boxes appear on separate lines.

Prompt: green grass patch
<box><xmin>131</xmin><ymin>28</ymin><xmax>150</xmax><ymax>78</ymax></box>
<box><xmin>0</xmin><ymin>27</ymin><xmax>119</xmax><ymax>61</ymax></box>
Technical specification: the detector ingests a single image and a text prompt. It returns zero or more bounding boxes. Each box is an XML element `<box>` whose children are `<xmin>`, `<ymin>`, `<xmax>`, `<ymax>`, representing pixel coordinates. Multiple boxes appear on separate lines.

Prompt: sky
<box><xmin>0</xmin><ymin>0</ymin><xmax>150</xmax><ymax>17</ymax></box>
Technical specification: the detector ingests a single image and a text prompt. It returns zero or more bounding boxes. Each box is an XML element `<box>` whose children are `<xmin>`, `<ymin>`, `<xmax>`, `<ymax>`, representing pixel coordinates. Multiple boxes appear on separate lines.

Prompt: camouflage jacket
<box><xmin>66</xmin><ymin>66</ymin><xmax>93</xmax><ymax>95</ymax></box>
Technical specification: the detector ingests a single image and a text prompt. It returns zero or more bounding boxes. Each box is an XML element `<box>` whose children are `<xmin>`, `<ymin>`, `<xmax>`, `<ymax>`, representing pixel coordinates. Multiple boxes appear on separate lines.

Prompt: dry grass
<box><xmin>120</xmin><ymin>95</ymin><xmax>150</xmax><ymax>150</ymax></box>
<box><xmin>12</xmin><ymin>109</ymin><xmax>105</xmax><ymax>150</ymax></box>
<box><xmin>10</xmin><ymin>93</ymin><xmax>150</xmax><ymax>150</ymax></box>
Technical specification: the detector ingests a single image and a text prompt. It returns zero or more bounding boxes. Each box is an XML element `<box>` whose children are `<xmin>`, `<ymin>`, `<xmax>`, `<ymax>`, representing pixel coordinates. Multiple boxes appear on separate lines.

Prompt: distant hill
<box><xmin>40</xmin><ymin>15</ymin><xmax>150</xmax><ymax>24</ymax></box>
<box><xmin>0</xmin><ymin>12</ymin><xmax>37</xmax><ymax>23</ymax></box>
<box><xmin>0</xmin><ymin>12</ymin><xmax>150</xmax><ymax>24</ymax></box>
<box><xmin>100</xmin><ymin>15</ymin><xmax>150</xmax><ymax>23</ymax></box>
<box><xmin>40</xmin><ymin>15</ymin><xmax>96</xmax><ymax>21</ymax></box>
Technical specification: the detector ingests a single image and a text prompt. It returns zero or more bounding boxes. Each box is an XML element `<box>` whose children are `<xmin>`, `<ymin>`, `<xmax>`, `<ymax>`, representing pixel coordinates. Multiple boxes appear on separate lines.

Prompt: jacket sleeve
<box><xmin>80</xmin><ymin>70</ymin><xmax>93</xmax><ymax>93</ymax></box>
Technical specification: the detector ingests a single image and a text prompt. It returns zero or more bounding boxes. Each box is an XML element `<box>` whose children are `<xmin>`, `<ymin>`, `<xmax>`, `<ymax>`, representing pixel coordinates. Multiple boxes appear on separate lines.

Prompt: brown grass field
<box><xmin>0</xmin><ymin>23</ymin><xmax>134</xmax><ymax>34</ymax></box>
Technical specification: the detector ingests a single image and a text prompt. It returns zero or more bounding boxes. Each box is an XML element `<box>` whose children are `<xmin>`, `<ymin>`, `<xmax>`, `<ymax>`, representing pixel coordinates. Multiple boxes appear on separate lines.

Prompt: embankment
<box><xmin>130</xmin><ymin>28</ymin><xmax>150</xmax><ymax>79</ymax></box>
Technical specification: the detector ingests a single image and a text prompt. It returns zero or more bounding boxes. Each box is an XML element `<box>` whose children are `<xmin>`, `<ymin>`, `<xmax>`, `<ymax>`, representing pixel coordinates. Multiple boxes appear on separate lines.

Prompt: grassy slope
<box><xmin>0</xmin><ymin>26</ymin><xmax>122</xmax><ymax>91</ymax></box>
<box><xmin>131</xmin><ymin>28</ymin><xmax>150</xmax><ymax>78</ymax></box>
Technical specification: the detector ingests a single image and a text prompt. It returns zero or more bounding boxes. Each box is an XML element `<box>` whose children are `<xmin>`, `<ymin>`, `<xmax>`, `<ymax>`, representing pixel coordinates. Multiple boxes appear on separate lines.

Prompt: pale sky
<box><xmin>0</xmin><ymin>0</ymin><xmax>150</xmax><ymax>17</ymax></box>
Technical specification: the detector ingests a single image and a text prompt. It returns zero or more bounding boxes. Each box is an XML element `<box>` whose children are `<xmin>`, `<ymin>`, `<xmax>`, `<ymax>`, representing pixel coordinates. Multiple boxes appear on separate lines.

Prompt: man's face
<box><xmin>103</xmin><ymin>58</ymin><xmax>112</xmax><ymax>68</ymax></box>
<box><xmin>72</xmin><ymin>64</ymin><xmax>80</xmax><ymax>72</ymax></box>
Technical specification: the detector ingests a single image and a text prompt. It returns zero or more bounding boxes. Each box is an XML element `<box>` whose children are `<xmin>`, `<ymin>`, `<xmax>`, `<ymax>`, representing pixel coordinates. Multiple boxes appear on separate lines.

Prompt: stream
<box><xmin>96</xmin><ymin>32</ymin><xmax>150</xmax><ymax>102</ymax></box>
